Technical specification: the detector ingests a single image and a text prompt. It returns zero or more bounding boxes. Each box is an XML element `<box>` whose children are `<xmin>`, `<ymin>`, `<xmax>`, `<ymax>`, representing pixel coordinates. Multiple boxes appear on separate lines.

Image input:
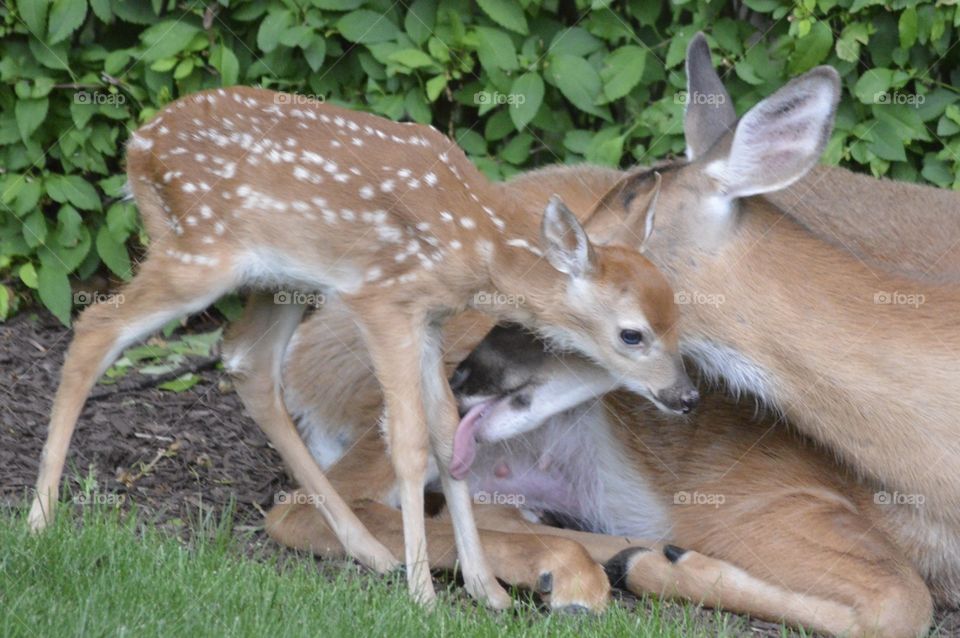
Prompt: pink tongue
<box><xmin>450</xmin><ymin>400</ymin><xmax>494</xmax><ymax>480</ymax></box>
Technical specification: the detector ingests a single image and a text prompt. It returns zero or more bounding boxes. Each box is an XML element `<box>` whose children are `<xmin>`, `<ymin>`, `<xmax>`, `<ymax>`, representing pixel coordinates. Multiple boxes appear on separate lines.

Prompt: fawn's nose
<box><xmin>679</xmin><ymin>388</ymin><xmax>700</xmax><ymax>413</ymax></box>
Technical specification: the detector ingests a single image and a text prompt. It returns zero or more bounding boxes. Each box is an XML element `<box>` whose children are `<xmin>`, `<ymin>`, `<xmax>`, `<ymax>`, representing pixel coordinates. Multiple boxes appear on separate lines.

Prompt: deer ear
<box><xmin>541</xmin><ymin>195</ymin><xmax>596</xmax><ymax>278</ymax></box>
<box><xmin>684</xmin><ymin>33</ymin><xmax>735</xmax><ymax>160</ymax></box>
<box><xmin>703</xmin><ymin>66</ymin><xmax>840</xmax><ymax>199</ymax></box>
<box><xmin>622</xmin><ymin>171</ymin><xmax>661</xmax><ymax>252</ymax></box>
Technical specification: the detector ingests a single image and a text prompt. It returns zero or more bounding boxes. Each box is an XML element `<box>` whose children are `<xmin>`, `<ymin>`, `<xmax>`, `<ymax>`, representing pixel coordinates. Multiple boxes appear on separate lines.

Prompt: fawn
<box><xmin>28</xmin><ymin>88</ymin><xmax>698</xmax><ymax>608</ymax></box>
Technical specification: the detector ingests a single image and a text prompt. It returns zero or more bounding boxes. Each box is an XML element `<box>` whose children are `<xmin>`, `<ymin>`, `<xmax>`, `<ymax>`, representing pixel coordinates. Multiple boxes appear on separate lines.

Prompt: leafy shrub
<box><xmin>0</xmin><ymin>0</ymin><xmax>957</xmax><ymax>324</ymax></box>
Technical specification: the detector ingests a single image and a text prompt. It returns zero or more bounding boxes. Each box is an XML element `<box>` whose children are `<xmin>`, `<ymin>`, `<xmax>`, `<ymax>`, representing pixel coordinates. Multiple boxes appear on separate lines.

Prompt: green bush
<box><xmin>0</xmin><ymin>0</ymin><xmax>957</xmax><ymax>324</ymax></box>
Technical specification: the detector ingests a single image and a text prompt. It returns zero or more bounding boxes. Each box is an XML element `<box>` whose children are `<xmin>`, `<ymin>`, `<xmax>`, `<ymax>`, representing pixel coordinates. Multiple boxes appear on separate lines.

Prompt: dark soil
<box><xmin>2</xmin><ymin>310</ymin><xmax>957</xmax><ymax>637</ymax></box>
<box><xmin>0</xmin><ymin>311</ymin><xmax>284</xmax><ymax>532</ymax></box>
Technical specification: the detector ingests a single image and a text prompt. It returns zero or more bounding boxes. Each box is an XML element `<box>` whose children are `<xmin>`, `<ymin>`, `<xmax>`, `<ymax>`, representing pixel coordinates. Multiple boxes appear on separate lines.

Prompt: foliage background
<box><xmin>0</xmin><ymin>0</ymin><xmax>958</xmax><ymax>324</ymax></box>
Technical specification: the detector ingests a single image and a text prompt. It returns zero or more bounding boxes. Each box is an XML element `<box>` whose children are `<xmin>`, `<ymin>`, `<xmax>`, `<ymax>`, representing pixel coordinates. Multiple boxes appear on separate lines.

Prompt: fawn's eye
<box><xmin>449</xmin><ymin>366</ymin><xmax>470</xmax><ymax>390</ymax></box>
<box><xmin>619</xmin><ymin>329</ymin><xmax>645</xmax><ymax>346</ymax></box>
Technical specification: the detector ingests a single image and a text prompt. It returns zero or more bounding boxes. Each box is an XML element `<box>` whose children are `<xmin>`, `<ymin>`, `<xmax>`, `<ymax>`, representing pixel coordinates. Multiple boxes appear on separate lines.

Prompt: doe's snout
<box><xmin>655</xmin><ymin>375</ymin><xmax>700</xmax><ymax>414</ymax></box>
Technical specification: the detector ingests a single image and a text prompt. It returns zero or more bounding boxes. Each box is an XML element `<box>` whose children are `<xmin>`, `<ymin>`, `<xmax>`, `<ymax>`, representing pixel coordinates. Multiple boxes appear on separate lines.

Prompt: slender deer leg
<box><xmin>420</xmin><ymin>328</ymin><xmax>511</xmax><ymax>609</ymax></box>
<box><xmin>29</xmin><ymin>258</ymin><xmax>235</xmax><ymax>531</ymax></box>
<box><xmin>351</xmin><ymin>310</ymin><xmax>436</xmax><ymax>606</ymax></box>
<box><xmin>223</xmin><ymin>294</ymin><xmax>398</xmax><ymax>573</ymax></box>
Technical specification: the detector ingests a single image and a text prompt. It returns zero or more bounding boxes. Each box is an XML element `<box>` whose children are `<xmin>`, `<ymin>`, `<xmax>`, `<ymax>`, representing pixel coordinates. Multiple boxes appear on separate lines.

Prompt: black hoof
<box><xmin>663</xmin><ymin>544</ymin><xmax>688</xmax><ymax>564</ymax></box>
<box><xmin>603</xmin><ymin>546</ymin><xmax>651</xmax><ymax>589</ymax></box>
<box><xmin>536</xmin><ymin>571</ymin><xmax>553</xmax><ymax>594</ymax></box>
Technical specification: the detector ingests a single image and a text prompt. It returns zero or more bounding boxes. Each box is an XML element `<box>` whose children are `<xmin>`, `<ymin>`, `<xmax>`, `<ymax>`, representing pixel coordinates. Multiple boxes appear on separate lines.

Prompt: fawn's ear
<box><xmin>684</xmin><ymin>33</ymin><xmax>736</xmax><ymax>160</ymax></box>
<box><xmin>541</xmin><ymin>196</ymin><xmax>596</xmax><ymax>278</ymax></box>
<box><xmin>701</xmin><ymin>66</ymin><xmax>840</xmax><ymax>199</ymax></box>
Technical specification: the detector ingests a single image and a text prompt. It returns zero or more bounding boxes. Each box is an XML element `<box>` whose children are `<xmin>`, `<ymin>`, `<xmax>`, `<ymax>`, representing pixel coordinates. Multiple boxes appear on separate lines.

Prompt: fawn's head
<box><xmin>531</xmin><ymin>197</ymin><xmax>697</xmax><ymax>415</ymax></box>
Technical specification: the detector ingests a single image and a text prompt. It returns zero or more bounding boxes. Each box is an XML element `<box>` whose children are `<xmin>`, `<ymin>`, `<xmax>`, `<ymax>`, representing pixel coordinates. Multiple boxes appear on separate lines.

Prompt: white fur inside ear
<box><xmin>542</xmin><ymin>196</ymin><xmax>592</xmax><ymax>276</ymax></box>
<box><xmin>710</xmin><ymin>71</ymin><xmax>838</xmax><ymax>199</ymax></box>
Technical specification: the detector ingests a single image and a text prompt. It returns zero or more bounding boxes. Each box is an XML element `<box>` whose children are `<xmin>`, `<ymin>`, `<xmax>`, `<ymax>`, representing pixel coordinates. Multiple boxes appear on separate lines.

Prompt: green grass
<box><xmin>0</xmin><ymin>503</ymin><xmax>768</xmax><ymax>638</ymax></box>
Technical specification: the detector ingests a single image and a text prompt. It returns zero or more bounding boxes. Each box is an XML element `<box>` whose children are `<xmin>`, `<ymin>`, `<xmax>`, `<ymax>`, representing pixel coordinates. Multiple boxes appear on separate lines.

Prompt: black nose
<box><xmin>679</xmin><ymin>388</ymin><xmax>700</xmax><ymax>413</ymax></box>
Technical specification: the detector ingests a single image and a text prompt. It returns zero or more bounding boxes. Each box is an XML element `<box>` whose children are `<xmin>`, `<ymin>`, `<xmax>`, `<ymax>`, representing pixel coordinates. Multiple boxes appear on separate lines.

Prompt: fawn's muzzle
<box><xmin>655</xmin><ymin>376</ymin><xmax>700</xmax><ymax>414</ymax></box>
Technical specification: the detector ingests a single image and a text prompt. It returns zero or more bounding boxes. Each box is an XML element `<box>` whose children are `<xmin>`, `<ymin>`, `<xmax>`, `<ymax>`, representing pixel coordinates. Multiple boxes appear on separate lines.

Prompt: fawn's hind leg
<box><xmin>29</xmin><ymin>256</ymin><xmax>235</xmax><ymax>531</ymax></box>
<box><xmin>223</xmin><ymin>293</ymin><xmax>398</xmax><ymax>573</ymax></box>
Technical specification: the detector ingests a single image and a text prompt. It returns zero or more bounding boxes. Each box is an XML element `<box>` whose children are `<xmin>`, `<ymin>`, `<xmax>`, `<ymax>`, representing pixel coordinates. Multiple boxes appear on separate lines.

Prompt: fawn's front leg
<box><xmin>420</xmin><ymin>327</ymin><xmax>511</xmax><ymax>610</ymax></box>
<box><xmin>354</xmin><ymin>311</ymin><xmax>437</xmax><ymax>606</ymax></box>
<box><xmin>354</xmin><ymin>311</ymin><xmax>509</xmax><ymax>609</ymax></box>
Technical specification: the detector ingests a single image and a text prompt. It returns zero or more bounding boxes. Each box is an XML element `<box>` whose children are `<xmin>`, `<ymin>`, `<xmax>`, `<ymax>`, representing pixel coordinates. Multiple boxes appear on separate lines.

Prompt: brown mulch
<box><xmin>0</xmin><ymin>311</ymin><xmax>285</xmax><ymax>531</ymax></box>
<box><xmin>1</xmin><ymin>310</ymin><xmax>957</xmax><ymax>637</ymax></box>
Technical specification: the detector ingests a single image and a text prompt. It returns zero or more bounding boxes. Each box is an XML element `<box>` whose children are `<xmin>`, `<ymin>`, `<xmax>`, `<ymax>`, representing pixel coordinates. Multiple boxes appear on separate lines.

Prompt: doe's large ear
<box><xmin>541</xmin><ymin>195</ymin><xmax>596</xmax><ymax>278</ymax></box>
<box><xmin>684</xmin><ymin>33</ymin><xmax>736</xmax><ymax>160</ymax></box>
<box><xmin>704</xmin><ymin>66</ymin><xmax>840</xmax><ymax>199</ymax></box>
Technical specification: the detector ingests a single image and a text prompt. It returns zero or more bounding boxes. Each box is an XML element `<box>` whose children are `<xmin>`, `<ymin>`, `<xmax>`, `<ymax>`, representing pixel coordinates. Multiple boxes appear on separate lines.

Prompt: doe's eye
<box><xmin>619</xmin><ymin>329</ymin><xmax>645</xmax><ymax>346</ymax></box>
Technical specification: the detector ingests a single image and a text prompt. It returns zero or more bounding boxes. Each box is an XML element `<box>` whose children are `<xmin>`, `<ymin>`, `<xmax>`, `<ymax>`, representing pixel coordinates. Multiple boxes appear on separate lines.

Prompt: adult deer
<box><xmin>27</xmin><ymin>87</ymin><xmax>698</xmax><ymax>608</ymax></box>
<box><xmin>263</xmin><ymin>31</ymin><xmax>960</xmax><ymax>627</ymax></box>
<box><xmin>270</xmin><ymin>318</ymin><xmax>934</xmax><ymax>636</ymax></box>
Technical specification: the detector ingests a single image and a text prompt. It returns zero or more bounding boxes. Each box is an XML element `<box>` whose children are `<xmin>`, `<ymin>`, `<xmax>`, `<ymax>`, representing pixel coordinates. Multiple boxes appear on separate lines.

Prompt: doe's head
<box><xmin>536</xmin><ymin>196</ymin><xmax>698</xmax><ymax>414</ymax></box>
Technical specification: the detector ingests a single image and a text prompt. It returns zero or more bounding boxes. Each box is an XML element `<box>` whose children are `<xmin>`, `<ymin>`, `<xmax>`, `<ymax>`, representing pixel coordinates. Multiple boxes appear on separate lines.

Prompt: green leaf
<box><xmin>866</xmin><ymin>118</ymin><xmax>906</xmax><ymax>162</ymax></box>
<box><xmin>15</xmin><ymin>98</ymin><xmax>49</xmax><ymax>140</ymax></box>
<box><xmin>37</xmin><ymin>263</ymin><xmax>72</xmax><ymax>326</ymax></box>
<box><xmin>854</xmin><ymin>68</ymin><xmax>894</xmax><ymax>104</ymax></box>
<box><xmin>337</xmin><ymin>10</ymin><xmax>399</xmax><ymax>44</ymax></box>
<box><xmin>212</xmin><ymin>45</ymin><xmax>239</xmax><ymax>85</ymax></box>
<box><xmin>389</xmin><ymin>49</ymin><xmax>435</xmax><ymax>68</ymax></box>
<box><xmin>474</xmin><ymin>26</ymin><xmax>518</xmax><ymax>72</ymax></box>
<box><xmin>788</xmin><ymin>21</ymin><xmax>833</xmax><ymax>74</ymax></box>
<box><xmin>173</xmin><ymin>58</ymin><xmax>194</xmax><ymax>80</ymax></box>
<box><xmin>476</xmin><ymin>0</ymin><xmax>528</xmax><ymax>35</ymax></box>
<box><xmin>47</xmin><ymin>0</ymin><xmax>88</xmax><ymax>44</ymax></box>
<box><xmin>62</xmin><ymin>176</ymin><xmax>101</xmax><ymax>211</ymax></box>
<box><xmin>57</xmin><ymin>205</ymin><xmax>83</xmax><ymax>247</ymax></box>
<box><xmin>18</xmin><ymin>0</ymin><xmax>49</xmax><ymax>36</ymax></box>
<box><xmin>19</xmin><ymin>263</ymin><xmax>38</xmax><ymax>289</ymax></box>
<box><xmin>140</xmin><ymin>21</ymin><xmax>202</xmax><ymax>62</ymax></box>
<box><xmin>0</xmin><ymin>285</ymin><xmax>10</xmax><ymax>321</ymax></box>
<box><xmin>311</xmin><ymin>0</ymin><xmax>364</xmax><ymax>8</ymax></box>
<box><xmin>601</xmin><ymin>46</ymin><xmax>646</xmax><ymax>101</ymax></box>
<box><xmin>405</xmin><ymin>0</ymin><xmax>436</xmax><ymax>45</ymax></box>
<box><xmin>509</xmin><ymin>73</ymin><xmax>543</xmax><ymax>131</ymax></box>
<box><xmin>303</xmin><ymin>36</ymin><xmax>326</xmax><ymax>72</ymax></box>
<box><xmin>96</xmin><ymin>225</ymin><xmax>132</xmax><ymax>279</ymax></box>
<box><xmin>548</xmin><ymin>55</ymin><xmax>608</xmax><ymax>120</ymax></box>
<box><xmin>22</xmin><ymin>211</ymin><xmax>48</xmax><ymax>247</ymax></box>
<box><xmin>257</xmin><ymin>10</ymin><xmax>292</xmax><ymax>53</ymax></box>
<box><xmin>425</xmin><ymin>75</ymin><xmax>447</xmax><ymax>102</ymax></box>
<box><xmin>899</xmin><ymin>8</ymin><xmax>918</xmax><ymax>49</ymax></box>
<box><xmin>159</xmin><ymin>373</ymin><xmax>201</xmax><ymax>392</ymax></box>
